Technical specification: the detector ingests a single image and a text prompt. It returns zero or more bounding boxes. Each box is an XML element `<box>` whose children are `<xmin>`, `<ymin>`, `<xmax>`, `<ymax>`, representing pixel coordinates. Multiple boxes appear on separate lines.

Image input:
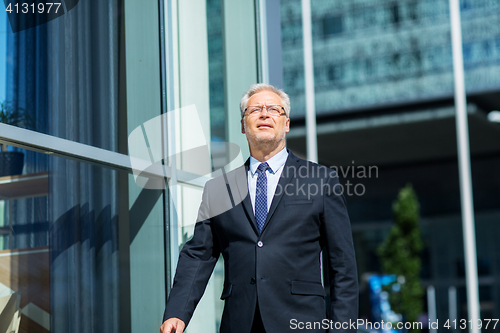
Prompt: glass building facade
<box><xmin>0</xmin><ymin>0</ymin><xmax>257</xmax><ymax>332</ymax></box>
<box><xmin>0</xmin><ymin>0</ymin><xmax>499</xmax><ymax>332</ymax></box>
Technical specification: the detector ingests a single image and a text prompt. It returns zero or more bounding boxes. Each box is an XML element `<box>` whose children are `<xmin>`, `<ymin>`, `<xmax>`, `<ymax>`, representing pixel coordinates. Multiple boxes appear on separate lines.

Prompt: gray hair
<box><xmin>240</xmin><ymin>83</ymin><xmax>291</xmax><ymax>118</ymax></box>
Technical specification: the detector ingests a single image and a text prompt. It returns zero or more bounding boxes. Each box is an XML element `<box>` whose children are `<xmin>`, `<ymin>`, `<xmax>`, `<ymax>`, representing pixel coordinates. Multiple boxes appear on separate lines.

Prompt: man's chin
<box><xmin>245</xmin><ymin>131</ymin><xmax>286</xmax><ymax>149</ymax></box>
<box><xmin>254</xmin><ymin>135</ymin><xmax>276</xmax><ymax>144</ymax></box>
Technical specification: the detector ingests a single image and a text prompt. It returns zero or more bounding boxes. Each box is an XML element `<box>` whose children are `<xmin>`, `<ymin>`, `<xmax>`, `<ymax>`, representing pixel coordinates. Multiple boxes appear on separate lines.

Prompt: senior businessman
<box><xmin>160</xmin><ymin>83</ymin><xmax>358</xmax><ymax>333</ymax></box>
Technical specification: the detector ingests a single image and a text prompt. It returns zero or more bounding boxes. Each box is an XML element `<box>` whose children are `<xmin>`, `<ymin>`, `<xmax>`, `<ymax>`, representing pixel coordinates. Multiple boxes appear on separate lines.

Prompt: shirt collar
<box><xmin>249</xmin><ymin>147</ymin><xmax>288</xmax><ymax>176</ymax></box>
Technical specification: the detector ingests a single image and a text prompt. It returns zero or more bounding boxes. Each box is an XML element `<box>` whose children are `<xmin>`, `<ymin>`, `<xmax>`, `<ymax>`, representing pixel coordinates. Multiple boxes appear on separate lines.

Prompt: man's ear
<box><xmin>241</xmin><ymin>119</ymin><xmax>245</xmax><ymax>134</ymax></box>
<box><xmin>285</xmin><ymin>117</ymin><xmax>290</xmax><ymax>133</ymax></box>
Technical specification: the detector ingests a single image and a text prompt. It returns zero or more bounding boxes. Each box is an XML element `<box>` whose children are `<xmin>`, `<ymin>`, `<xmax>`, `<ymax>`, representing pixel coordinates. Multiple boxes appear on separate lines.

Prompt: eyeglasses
<box><xmin>244</xmin><ymin>105</ymin><xmax>285</xmax><ymax>117</ymax></box>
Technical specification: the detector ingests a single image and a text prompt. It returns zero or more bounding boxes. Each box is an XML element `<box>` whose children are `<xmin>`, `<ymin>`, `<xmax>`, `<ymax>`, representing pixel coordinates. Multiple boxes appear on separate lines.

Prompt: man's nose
<box><xmin>259</xmin><ymin>107</ymin><xmax>271</xmax><ymax>117</ymax></box>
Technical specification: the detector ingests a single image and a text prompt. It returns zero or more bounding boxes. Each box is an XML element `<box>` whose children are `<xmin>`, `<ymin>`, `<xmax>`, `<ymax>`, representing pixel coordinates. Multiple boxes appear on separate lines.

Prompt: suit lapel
<box><xmin>261</xmin><ymin>149</ymin><xmax>300</xmax><ymax>234</ymax></box>
<box><xmin>234</xmin><ymin>159</ymin><xmax>259</xmax><ymax>235</ymax></box>
<box><xmin>234</xmin><ymin>149</ymin><xmax>302</xmax><ymax>236</ymax></box>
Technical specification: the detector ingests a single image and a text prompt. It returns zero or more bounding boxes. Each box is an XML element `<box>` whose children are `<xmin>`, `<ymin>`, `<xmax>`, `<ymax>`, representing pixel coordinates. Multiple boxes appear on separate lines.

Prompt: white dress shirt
<box><xmin>247</xmin><ymin>147</ymin><xmax>289</xmax><ymax>214</ymax></box>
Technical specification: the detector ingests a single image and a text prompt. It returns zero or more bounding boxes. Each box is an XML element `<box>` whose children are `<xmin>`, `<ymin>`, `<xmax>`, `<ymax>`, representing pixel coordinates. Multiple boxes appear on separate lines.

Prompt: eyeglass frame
<box><xmin>243</xmin><ymin>105</ymin><xmax>286</xmax><ymax>118</ymax></box>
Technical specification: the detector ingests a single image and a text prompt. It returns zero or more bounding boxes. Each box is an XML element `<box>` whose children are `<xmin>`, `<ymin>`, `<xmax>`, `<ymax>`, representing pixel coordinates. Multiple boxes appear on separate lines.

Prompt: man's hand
<box><xmin>160</xmin><ymin>318</ymin><xmax>185</xmax><ymax>333</ymax></box>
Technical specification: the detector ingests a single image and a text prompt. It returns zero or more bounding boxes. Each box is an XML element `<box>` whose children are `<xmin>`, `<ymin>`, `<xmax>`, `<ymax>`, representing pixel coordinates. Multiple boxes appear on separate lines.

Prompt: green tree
<box><xmin>377</xmin><ymin>183</ymin><xmax>424</xmax><ymax>332</ymax></box>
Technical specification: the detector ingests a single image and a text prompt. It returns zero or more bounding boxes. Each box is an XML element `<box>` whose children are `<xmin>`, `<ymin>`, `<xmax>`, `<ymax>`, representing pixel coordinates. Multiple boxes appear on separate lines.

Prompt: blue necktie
<box><xmin>255</xmin><ymin>162</ymin><xmax>269</xmax><ymax>233</ymax></box>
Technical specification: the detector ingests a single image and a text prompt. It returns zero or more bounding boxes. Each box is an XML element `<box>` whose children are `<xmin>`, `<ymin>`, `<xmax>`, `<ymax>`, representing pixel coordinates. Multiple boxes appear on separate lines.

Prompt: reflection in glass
<box><xmin>3</xmin><ymin>0</ymin><xmax>120</xmax><ymax>152</ymax></box>
<box><xmin>50</xmin><ymin>156</ymin><xmax>119</xmax><ymax>332</ymax></box>
<box><xmin>0</xmin><ymin>149</ymin><xmax>144</xmax><ymax>333</ymax></box>
<box><xmin>207</xmin><ymin>0</ymin><xmax>225</xmax><ymax>143</ymax></box>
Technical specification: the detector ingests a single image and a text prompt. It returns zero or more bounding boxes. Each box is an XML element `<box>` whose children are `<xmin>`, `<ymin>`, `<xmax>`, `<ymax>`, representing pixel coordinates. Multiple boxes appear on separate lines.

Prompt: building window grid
<box><xmin>281</xmin><ymin>0</ymin><xmax>500</xmax><ymax>114</ymax></box>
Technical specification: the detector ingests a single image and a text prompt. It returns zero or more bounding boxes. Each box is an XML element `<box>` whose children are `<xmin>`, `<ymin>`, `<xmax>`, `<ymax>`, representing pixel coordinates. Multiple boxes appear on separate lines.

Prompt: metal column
<box><xmin>301</xmin><ymin>0</ymin><xmax>318</xmax><ymax>163</ymax></box>
<box><xmin>449</xmin><ymin>1</ymin><xmax>481</xmax><ymax>332</ymax></box>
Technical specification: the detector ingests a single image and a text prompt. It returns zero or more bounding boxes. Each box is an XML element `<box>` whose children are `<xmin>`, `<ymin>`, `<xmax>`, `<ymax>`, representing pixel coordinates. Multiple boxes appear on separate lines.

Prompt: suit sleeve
<box><xmin>163</xmin><ymin>180</ymin><xmax>220</xmax><ymax>326</ymax></box>
<box><xmin>322</xmin><ymin>171</ymin><xmax>358</xmax><ymax>332</ymax></box>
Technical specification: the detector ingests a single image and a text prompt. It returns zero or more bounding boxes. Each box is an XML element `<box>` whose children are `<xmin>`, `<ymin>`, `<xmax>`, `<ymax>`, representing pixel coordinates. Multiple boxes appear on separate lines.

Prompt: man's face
<box><xmin>241</xmin><ymin>90</ymin><xmax>290</xmax><ymax>149</ymax></box>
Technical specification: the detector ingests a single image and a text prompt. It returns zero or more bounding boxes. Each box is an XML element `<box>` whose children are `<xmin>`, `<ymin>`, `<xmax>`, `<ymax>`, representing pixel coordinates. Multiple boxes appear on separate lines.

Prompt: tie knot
<box><xmin>257</xmin><ymin>162</ymin><xmax>270</xmax><ymax>173</ymax></box>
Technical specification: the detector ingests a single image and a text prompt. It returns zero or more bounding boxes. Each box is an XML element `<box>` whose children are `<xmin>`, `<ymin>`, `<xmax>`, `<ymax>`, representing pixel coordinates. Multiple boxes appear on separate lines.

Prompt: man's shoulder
<box><xmin>283</xmin><ymin>151</ymin><xmax>338</xmax><ymax>180</ymax></box>
<box><xmin>199</xmin><ymin>164</ymin><xmax>248</xmax><ymax>219</ymax></box>
<box><xmin>204</xmin><ymin>163</ymin><xmax>247</xmax><ymax>189</ymax></box>
<box><xmin>202</xmin><ymin>163</ymin><xmax>248</xmax><ymax>203</ymax></box>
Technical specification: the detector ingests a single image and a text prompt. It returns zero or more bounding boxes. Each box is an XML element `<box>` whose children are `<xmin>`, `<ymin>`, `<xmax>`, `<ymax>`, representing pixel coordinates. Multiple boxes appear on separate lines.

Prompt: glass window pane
<box><xmin>178</xmin><ymin>183</ymin><xmax>223</xmax><ymax>333</ymax></box>
<box><xmin>207</xmin><ymin>0</ymin><xmax>225</xmax><ymax>143</ymax></box>
<box><xmin>0</xmin><ymin>1</ymin><xmax>131</xmax><ymax>154</ymax></box>
<box><xmin>0</xmin><ymin>151</ymin><xmax>167</xmax><ymax>333</ymax></box>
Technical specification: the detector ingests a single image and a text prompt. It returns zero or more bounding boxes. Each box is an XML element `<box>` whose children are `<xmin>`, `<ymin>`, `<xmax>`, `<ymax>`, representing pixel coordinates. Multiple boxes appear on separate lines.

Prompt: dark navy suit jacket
<box><xmin>164</xmin><ymin>149</ymin><xmax>358</xmax><ymax>332</ymax></box>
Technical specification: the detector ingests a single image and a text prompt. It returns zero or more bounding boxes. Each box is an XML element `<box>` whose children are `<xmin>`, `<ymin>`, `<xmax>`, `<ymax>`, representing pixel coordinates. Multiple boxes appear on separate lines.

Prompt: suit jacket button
<box><xmin>250</xmin><ymin>278</ymin><xmax>256</xmax><ymax>284</ymax></box>
<box><xmin>257</xmin><ymin>241</ymin><xmax>263</xmax><ymax>247</ymax></box>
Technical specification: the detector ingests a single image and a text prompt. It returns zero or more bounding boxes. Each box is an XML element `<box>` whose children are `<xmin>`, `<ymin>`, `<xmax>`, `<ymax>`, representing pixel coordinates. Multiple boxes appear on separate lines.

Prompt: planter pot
<box><xmin>0</xmin><ymin>152</ymin><xmax>24</xmax><ymax>177</ymax></box>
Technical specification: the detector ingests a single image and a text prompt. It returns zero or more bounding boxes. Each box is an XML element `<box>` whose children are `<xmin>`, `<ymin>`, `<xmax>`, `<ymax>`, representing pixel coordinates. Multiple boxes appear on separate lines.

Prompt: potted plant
<box><xmin>0</xmin><ymin>101</ymin><xmax>35</xmax><ymax>177</ymax></box>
